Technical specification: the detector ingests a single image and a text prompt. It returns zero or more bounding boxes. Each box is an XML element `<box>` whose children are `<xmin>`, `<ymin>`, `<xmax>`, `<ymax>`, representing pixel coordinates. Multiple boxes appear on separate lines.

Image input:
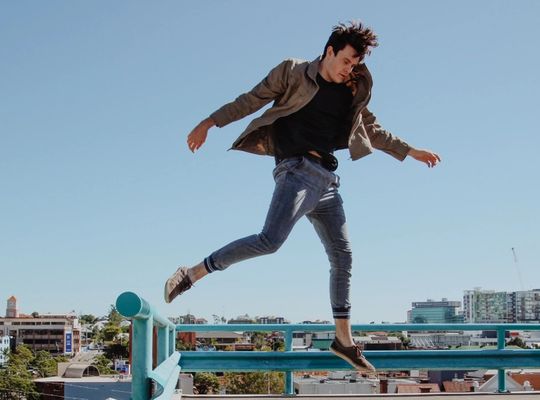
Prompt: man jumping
<box><xmin>165</xmin><ymin>21</ymin><xmax>440</xmax><ymax>372</ymax></box>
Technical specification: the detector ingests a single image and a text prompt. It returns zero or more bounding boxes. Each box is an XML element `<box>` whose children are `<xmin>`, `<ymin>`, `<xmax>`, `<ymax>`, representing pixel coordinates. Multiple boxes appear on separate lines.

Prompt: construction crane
<box><xmin>511</xmin><ymin>247</ymin><xmax>525</xmax><ymax>291</ymax></box>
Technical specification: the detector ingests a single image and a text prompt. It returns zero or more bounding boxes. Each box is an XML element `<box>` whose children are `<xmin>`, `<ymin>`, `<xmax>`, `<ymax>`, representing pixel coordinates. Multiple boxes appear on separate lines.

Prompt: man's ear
<box><xmin>326</xmin><ymin>46</ymin><xmax>335</xmax><ymax>58</ymax></box>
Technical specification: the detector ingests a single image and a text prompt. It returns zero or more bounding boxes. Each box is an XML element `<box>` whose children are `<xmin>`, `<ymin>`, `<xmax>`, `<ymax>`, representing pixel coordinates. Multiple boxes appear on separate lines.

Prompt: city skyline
<box><xmin>1</xmin><ymin>1</ymin><xmax>539</xmax><ymax>323</ymax></box>
<box><xmin>5</xmin><ymin>287</ymin><xmax>540</xmax><ymax>325</ymax></box>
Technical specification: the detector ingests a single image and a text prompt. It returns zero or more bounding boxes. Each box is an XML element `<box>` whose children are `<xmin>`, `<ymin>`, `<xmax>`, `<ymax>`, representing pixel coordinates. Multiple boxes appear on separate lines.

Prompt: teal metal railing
<box><xmin>117</xmin><ymin>292</ymin><xmax>540</xmax><ymax>399</ymax></box>
<box><xmin>116</xmin><ymin>292</ymin><xmax>178</xmax><ymax>400</ymax></box>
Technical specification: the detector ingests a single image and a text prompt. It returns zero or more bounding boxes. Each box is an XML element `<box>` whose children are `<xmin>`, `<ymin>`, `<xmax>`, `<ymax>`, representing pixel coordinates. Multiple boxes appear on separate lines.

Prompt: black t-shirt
<box><xmin>273</xmin><ymin>73</ymin><xmax>353</xmax><ymax>161</ymax></box>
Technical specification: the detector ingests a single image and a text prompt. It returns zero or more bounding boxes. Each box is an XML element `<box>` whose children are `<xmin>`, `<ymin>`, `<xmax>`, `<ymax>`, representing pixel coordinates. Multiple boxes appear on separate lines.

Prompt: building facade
<box><xmin>2</xmin><ymin>298</ymin><xmax>81</xmax><ymax>355</ymax></box>
<box><xmin>509</xmin><ymin>290</ymin><xmax>540</xmax><ymax>322</ymax></box>
<box><xmin>407</xmin><ymin>298</ymin><xmax>464</xmax><ymax>323</ymax></box>
<box><xmin>257</xmin><ymin>316</ymin><xmax>288</xmax><ymax>324</ymax></box>
<box><xmin>169</xmin><ymin>314</ymin><xmax>208</xmax><ymax>325</ymax></box>
<box><xmin>463</xmin><ymin>289</ymin><xmax>508</xmax><ymax>323</ymax></box>
<box><xmin>0</xmin><ymin>315</ymin><xmax>81</xmax><ymax>355</ymax></box>
<box><xmin>463</xmin><ymin>288</ymin><xmax>540</xmax><ymax>323</ymax></box>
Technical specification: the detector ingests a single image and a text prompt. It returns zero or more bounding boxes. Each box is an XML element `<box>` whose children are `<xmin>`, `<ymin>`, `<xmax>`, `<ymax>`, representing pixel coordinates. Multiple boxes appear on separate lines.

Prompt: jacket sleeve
<box><xmin>361</xmin><ymin>107</ymin><xmax>411</xmax><ymax>161</ymax></box>
<box><xmin>210</xmin><ymin>59</ymin><xmax>293</xmax><ymax>128</ymax></box>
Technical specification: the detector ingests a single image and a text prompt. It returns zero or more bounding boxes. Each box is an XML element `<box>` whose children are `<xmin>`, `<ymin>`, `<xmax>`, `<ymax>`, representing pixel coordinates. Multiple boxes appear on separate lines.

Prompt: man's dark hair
<box><xmin>322</xmin><ymin>21</ymin><xmax>378</xmax><ymax>60</ymax></box>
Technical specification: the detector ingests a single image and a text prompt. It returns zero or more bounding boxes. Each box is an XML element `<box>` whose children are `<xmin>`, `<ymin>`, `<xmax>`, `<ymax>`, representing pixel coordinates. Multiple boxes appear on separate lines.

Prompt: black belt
<box><xmin>276</xmin><ymin>152</ymin><xmax>338</xmax><ymax>172</ymax></box>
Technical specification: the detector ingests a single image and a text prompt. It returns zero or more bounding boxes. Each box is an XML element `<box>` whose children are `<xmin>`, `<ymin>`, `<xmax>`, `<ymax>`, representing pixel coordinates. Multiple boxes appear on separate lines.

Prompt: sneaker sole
<box><xmin>329</xmin><ymin>346</ymin><xmax>376</xmax><ymax>373</ymax></box>
<box><xmin>164</xmin><ymin>278</ymin><xmax>172</xmax><ymax>304</ymax></box>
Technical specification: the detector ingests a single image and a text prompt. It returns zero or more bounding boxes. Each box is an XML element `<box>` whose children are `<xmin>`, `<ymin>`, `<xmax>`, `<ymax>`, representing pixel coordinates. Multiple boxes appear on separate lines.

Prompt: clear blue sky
<box><xmin>1</xmin><ymin>1</ymin><xmax>539</xmax><ymax>324</ymax></box>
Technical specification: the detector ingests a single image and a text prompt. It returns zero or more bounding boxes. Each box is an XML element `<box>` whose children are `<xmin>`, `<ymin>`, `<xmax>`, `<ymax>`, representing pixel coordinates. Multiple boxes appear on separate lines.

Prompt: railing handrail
<box><xmin>176</xmin><ymin>322</ymin><xmax>540</xmax><ymax>332</ymax></box>
<box><xmin>117</xmin><ymin>291</ymin><xmax>176</xmax><ymax>330</ymax></box>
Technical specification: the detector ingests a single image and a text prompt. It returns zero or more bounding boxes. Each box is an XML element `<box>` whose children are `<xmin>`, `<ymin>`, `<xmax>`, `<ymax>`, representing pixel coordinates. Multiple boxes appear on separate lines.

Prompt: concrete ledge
<box><xmin>181</xmin><ymin>393</ymin><xmax>540</xmax><ymax>400</ymax></box>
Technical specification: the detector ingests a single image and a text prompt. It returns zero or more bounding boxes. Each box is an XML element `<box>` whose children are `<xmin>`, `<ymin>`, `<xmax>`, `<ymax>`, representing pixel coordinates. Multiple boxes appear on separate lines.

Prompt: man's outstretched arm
<box><xmin>187</xmin><ymin>117</ymin><xmax>215</xmax><ymax>153</ymax></box>
<box><xmin>186</xmin><ymin>59</ymin><xmax>293</xmax><ymax>153</ymax></box>
<box><xmin>360</xmin><ymin>108</ymin><xmax>441</xmax><ymax>167</ymax></box>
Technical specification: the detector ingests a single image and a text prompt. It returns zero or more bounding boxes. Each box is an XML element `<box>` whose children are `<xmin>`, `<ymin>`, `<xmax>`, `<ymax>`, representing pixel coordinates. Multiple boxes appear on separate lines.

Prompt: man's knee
<box><xmin>259</xmin><ymin>232</ymin><xmax>285</xmax><ymax>254</ymax></box>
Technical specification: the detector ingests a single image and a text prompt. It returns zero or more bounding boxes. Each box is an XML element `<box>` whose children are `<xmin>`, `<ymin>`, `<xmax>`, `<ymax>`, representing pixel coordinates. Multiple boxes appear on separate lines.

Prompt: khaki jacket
<box><xmin>210</xmin><ymin>57</ymin><xmax>410</xmax><ymax>161</ymax></box>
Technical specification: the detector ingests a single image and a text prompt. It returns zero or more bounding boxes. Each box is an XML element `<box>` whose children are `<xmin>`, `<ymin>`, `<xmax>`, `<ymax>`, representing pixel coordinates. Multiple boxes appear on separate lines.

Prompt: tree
<box><xmin>250</xmin><ymin>332</ymin><xmax>267</xmax><ymax>350</ymax></box>
<box><xmin>79</xmin><ymin>314</ymin><xmax>98</xmax><ymax>325</ymax></box>
<box><xmin>32</xmin><ymin>351</ymin><xmax>57</xmax><ymax>378</ymax></box>
<box><xmin>0</xmin><ymin>345</ymin><xmax>40</xmax><ymax>400</ymax></box>
<box><xmin>104</xmin><ymin>343</ymin><xmax>129</xmax><ymax>360</ymax></box>
<box><xmin>102</xmin><ymin>324</ymin><xmax>122</xmax><ymax>342</ymax></box>
<box><xmin>390</xmin><ymin>332</ymin><xmax>410</xmax><ymax>349</ymax></box>
<box><xmin>176</xmin><ymin>340</ymin><xmax>195</xmax><ymax>351</ymax></box>
<box><xmin>224</xmin><ymin>372</ymin><xmax>284</xmax><ymax>394</ymax></box>
<box><xmin>194</xmin><ymin>372</ymin><xmax>220</xmax><ymax>394</ymax></box>
<box><xmin>507</xmin><ymin>337</ymin><xmax>527</xmax><ymax>349</ymax></box>
<box><xmin>107</xmin><ymin>305</ymin><xmax>124</xmax><ymax>326</ymax></box>
<box><xmin>92</xmin><ymin>354</ymin><xmax>116</xmax><ymax>375</ymax></box>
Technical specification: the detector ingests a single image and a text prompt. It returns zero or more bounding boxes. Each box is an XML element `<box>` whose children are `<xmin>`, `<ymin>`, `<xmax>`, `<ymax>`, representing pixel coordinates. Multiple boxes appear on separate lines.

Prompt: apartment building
<box><xmin>463</xmin><ymin>288</ymin><xmax>540</xmax><ymax>323</ymax></box>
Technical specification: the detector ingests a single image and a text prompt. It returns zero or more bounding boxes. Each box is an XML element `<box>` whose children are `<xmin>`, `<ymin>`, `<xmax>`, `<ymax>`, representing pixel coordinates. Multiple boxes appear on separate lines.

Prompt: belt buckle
<box><xmin>321</xmin><ymin>154</ymin><xmax>338</xmax><ymax>172</ymax></box>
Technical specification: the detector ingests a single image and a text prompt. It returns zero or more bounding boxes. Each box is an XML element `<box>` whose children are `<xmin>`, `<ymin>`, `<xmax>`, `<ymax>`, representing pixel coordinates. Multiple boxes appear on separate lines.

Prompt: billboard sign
<box><xmin>65</xmin><ymin>332</ymin><xmax>72</xmax><ymax>354</ymax></box>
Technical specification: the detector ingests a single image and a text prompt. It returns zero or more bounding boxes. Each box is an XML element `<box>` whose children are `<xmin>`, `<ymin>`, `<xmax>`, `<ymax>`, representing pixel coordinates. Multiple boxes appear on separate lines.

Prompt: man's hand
<box><xmin>407</xmin><ymin>148</ymin><xmax>441</xmax><ymax>168</ymax></box>
<box><xmin>187</xmin><ymin>117</ymin><xmax>215</xmax><ymax>153</ymax></box>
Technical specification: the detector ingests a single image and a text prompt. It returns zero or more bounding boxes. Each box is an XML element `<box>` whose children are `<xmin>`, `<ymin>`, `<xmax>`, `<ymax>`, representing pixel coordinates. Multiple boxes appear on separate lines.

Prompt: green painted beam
<box><xmin>179</xmin><ymin>349</ymin><xmax>540</xmax><ymax>372</ymax></box>
<box><xmin>176</xmin><ymin>323</ymin><xmax>540</xmax><ymax>333</ymax></box>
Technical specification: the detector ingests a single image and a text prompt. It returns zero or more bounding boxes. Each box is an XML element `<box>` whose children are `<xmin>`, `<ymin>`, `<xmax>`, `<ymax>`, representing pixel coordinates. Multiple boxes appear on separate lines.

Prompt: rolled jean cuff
<box><xmin>203</xmin><ymin>256</ymin><xmax>218</xmax><ymax>273</ymax></box>
<box><xmin>332</xmin><ymin>306</ymin><xmax>351</xmax><ymax>320</ymax></box>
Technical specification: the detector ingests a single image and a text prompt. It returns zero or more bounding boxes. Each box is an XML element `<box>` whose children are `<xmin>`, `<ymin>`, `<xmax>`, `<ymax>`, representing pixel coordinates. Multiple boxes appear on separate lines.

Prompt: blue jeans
<box><xmin>204</xmin><ymin>156</ymin><xmax>353</xmax><ymax>319</ymax></box>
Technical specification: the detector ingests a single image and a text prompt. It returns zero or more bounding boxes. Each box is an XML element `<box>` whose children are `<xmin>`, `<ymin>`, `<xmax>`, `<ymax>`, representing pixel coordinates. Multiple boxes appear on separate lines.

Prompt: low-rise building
<box><xmin>169</xmin><ymin>314</ymin><xmax>208</xmax><ymax>325</ymax></box>
<box><xmin>256</xmin><ymin>316</ymin><xmax>288</xmax><ymax>324</ymax></box>
<box><xmin>0</xmin><ymin>314</ymin><xmax>81</xmax><ymax>355</ymax></box>
<box><xmin>1</xmin><ymin>297</ymin><xmax>81</xmax><ymax>355</ymax></box>
<box><xmin>410</xmin><ymin>332</ymin><xmax>474</xmax><ymax>348</ymax></box>
<box><xmin>227</xmin><ymin>314</ymin><xmax>254</xmax><ymax>324</ymax></box>
<box><xmin>294</xmin><ymin>372</ymin><xmax>379</xmax><ymax>395</ymax></box>
<box><xmin>195</xmin><ymin>331</ymin><xmax>253</xmax><ymax>351</ymax></box>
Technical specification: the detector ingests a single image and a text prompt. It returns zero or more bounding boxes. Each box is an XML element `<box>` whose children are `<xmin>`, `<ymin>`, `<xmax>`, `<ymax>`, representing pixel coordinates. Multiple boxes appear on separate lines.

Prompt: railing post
<box><xmin>158</xmin><ymin>326</ymin><xmax>169</xmax><ymax>365</ymax></box>
<box><xmin>284</xmin><ymin>329</ymin><xmax>294</xmax><ymax>395</ymax></box>
<box><xmin>497</xmin><ymin>327</ymin><xmax>507</xmax><ymax>393</ymax></box>
<box><xmin>169</xmin><ymin>326</ymin><xmax>176</xmax><ymax>356</ymax></box>
<box><xmin>116</xmin><ymin>292</ymin><xmax>157</xmax><ymax>400</ymax></box>
<box><xmin>132</xmin><ymin>316</ymin><xmax>153</xmax><ymax>400</ymax></box>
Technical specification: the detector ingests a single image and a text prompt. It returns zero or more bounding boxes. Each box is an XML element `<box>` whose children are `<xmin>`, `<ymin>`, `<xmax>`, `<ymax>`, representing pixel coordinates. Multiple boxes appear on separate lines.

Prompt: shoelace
<box><xmin>353</xmin><ymin>344</ymin><xmax>363</xmax><ymax>359</ymax></box>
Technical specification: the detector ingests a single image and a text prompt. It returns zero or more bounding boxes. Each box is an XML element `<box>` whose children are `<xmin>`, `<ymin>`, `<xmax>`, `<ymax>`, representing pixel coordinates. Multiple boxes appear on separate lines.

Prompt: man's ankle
<box><xmin>335</xmin><ymin>335</ymin><xmax>354</xmax><ymax>347</ymax></box>
<box><xmin>187</xmin><ymin>267</ymin><xmax>198</xmax><ymax>283</ymax></box>
<box><xmin>188</xmin><ymin>264</ymin><xmax>208</xmax><ymax>283</ymax></box>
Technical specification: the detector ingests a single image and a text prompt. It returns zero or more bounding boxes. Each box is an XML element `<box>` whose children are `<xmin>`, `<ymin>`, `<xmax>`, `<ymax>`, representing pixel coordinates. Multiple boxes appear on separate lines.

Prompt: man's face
<box><xmin>324</xmin><ymin>44</ymin><xmax>362</xmax><ymax>83</ymax></box>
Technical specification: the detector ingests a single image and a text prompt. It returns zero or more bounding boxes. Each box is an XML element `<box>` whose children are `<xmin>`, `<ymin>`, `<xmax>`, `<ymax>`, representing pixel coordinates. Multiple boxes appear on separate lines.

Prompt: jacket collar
<box><xmin>307</xmin><ymin>56</ymin><xmax>321</xmax><ymax>82</ymax></box>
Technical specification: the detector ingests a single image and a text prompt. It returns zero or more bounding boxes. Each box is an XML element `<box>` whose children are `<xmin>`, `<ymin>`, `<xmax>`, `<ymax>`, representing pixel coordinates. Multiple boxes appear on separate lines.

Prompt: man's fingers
<box><xmin>187</xmin><ymin>133</ymin><xmax>200</xmax><ymax>153</ymax></box>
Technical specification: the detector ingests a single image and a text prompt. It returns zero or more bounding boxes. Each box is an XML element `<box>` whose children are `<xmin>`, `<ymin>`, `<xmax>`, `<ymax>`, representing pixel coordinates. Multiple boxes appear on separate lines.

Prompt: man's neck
<box><xmin>318</xmin><ymin>59</ymin><xmax>333</xmax><ymax>82</ymax></box>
